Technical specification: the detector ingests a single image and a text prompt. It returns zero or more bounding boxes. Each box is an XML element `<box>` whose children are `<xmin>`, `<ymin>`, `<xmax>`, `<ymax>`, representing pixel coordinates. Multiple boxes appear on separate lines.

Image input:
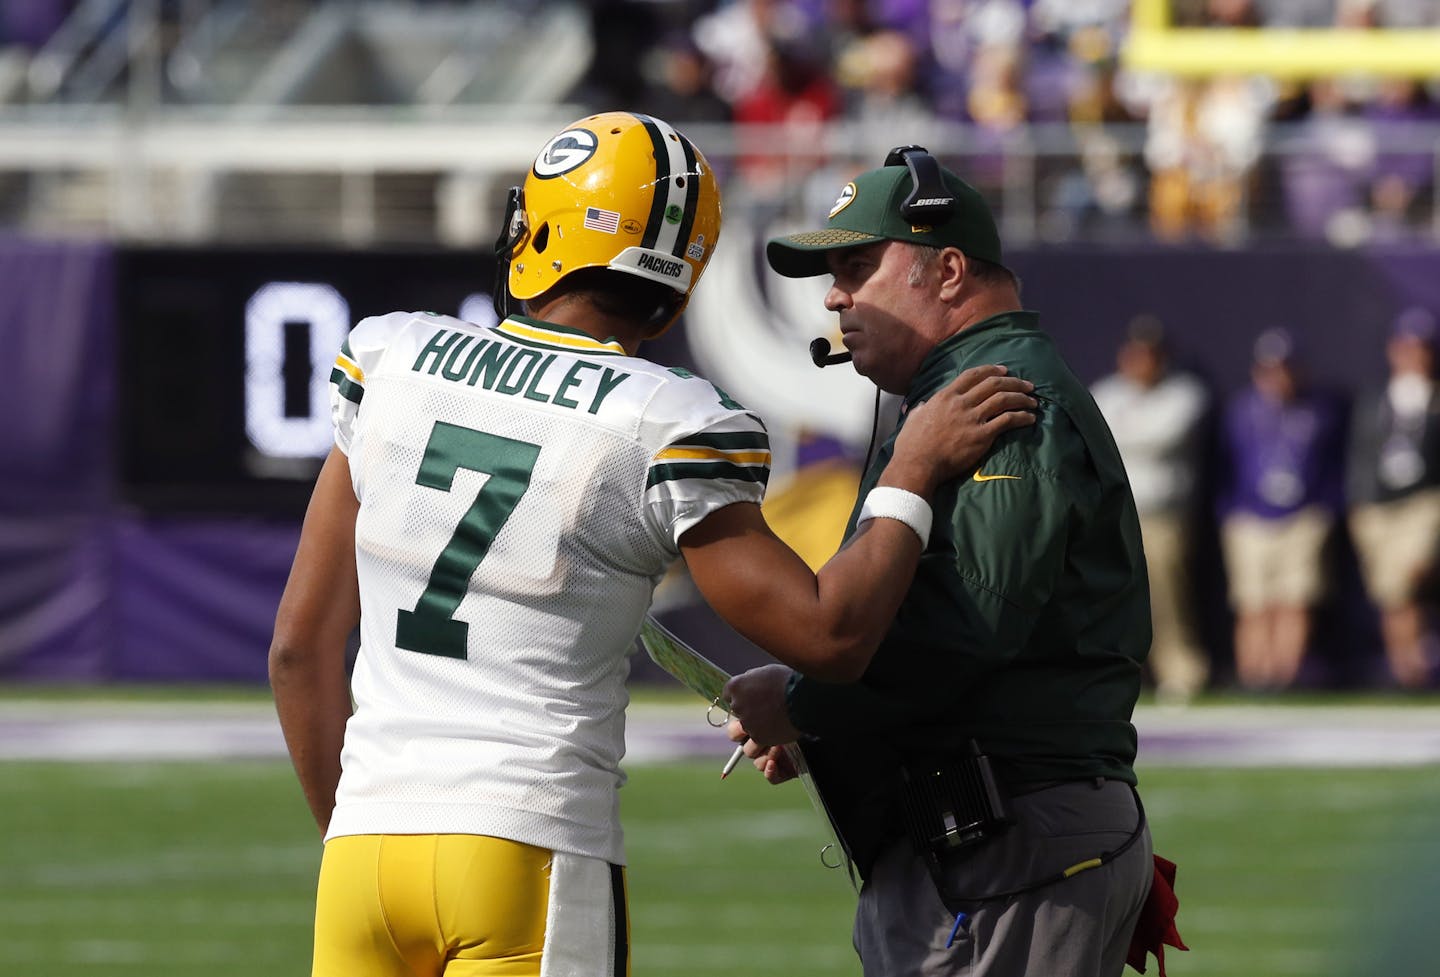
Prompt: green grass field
<box><xmin>4</xmin><ymin>754</ymin><xmax>1439</xmax><ymax>977</ymax></box>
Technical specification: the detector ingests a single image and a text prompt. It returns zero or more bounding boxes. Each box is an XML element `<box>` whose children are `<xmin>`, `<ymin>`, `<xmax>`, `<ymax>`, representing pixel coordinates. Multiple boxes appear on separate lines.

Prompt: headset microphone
<box><xmin>809</xmin><ymin>337</ymin><xmax>853</xmax><ymax>368</ymax></box>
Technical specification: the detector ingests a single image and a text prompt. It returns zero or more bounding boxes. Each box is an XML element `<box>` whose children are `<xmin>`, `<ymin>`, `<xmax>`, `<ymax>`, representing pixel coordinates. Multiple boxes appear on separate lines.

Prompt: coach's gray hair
<box><xmin>906</xmin><ymin>243</ymin><xmax>1021</xmax><ymax>294</ymax></box>
<box><xmin>906</xmin><ymin>245</ymin><xmax>943</xmax><ymax>286</ymax></box>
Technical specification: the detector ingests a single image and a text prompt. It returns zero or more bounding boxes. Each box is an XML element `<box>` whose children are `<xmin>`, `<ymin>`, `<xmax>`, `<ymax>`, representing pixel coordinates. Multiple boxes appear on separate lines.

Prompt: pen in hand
<box><xmin>720</xmin><ymin>740</ymin><xmax>747</xmax><ymax>780</ymax></box>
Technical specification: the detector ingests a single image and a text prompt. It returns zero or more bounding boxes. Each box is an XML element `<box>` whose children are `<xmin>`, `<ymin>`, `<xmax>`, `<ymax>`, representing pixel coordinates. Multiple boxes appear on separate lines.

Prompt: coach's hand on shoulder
<box><xmin>890</xmin><ymin>364</ymin><xmax>1036</xmax><ymax>494</ymax></box>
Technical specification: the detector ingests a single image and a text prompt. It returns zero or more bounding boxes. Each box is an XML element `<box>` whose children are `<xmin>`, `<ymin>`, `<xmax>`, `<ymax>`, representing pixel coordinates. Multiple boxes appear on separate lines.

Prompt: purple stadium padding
<box><xmin>111</xmin><ymin>517</ymin><xmax>300</xmax><ymax>682</ymax></box>
<box><xmin>0</xmin><ymin>235</ymin><xmax>114</xmax><ymax>506</ymax></box>
<box><xmin>0</xmin><ymin>236</ymin><xmax>115</xmax><ymax>679</ymax></box>
<box><xmin>0</xmin><ymin>517</ymin><xmax>112</xmax><ymax>680</ymax></box>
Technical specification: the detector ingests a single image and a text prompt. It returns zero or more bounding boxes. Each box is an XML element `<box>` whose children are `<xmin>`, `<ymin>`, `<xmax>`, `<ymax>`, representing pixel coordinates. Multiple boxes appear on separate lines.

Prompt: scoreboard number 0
<box><xmin>244</xmin><ymin>281</ymin><xmax>351</xmax><ymax>459</ymax></box>
<box><xmin>243</xmin><ymin>281</ymin><xmax>496</xmax><ymax>461</ymax></box>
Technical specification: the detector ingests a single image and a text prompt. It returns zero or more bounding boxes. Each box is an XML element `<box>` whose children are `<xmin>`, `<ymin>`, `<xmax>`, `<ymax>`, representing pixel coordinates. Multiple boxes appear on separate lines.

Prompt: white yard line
<box><xmin>3</xmin><ymin>700</ymin><xmax>1440</xmax><ymax>764</ymax></box>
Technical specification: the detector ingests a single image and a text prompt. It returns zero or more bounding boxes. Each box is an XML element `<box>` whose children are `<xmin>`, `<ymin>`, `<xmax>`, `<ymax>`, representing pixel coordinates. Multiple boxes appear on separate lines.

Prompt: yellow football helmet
<box><xmin>497</xmin><ymin>111</ymin><xmax>722</xmax><ymax>325</ymax></box>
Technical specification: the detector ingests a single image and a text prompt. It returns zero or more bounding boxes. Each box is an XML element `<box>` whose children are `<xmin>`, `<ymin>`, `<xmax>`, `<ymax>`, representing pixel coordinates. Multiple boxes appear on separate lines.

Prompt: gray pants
<box><xmin>854</xmin><ymin>779</ymin><xmax>1153</xmax><ymax>977</ymax></box>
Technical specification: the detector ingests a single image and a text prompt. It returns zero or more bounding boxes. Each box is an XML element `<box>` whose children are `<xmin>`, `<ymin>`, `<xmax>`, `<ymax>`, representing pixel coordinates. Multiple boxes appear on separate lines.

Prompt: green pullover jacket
<box><xmin>785</xmin><ymin>311</ymin><xmax>1151</xmax><ymax>869</ymax></box>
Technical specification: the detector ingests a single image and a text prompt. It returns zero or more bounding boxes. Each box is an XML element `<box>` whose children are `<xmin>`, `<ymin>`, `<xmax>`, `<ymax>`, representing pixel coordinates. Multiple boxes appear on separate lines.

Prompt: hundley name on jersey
<box><xmin>407</xmin><ymin>326</ymin><xmax>631</xmax><ymax>414</ymax></box>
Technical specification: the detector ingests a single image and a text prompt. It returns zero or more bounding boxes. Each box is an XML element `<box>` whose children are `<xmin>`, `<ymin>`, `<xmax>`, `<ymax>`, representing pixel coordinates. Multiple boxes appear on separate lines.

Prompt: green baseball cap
<box><xmin>766</xmin><ymin>158</ymin><xmax>1003</xmax><ymax>278</ymax></box>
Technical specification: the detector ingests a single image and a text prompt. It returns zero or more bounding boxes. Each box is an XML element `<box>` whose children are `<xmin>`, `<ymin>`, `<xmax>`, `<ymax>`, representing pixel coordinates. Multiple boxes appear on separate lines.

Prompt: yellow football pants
<box><xmin>312</xmin><ymin>834</ymin><xmax>628</xmax><ymax>977</ymax></box>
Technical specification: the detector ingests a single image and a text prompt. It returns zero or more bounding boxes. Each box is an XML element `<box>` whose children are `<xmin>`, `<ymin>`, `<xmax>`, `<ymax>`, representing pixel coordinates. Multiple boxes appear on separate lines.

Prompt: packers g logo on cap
<box><xmin>828</xmin><ymin>182</ymin><xmax>857</xmax><ymax>218</ymax></box>
<box><xmin>533</xmin><ymin>128</ymin><xmax>598</xmax><ymax>179</ymax></box>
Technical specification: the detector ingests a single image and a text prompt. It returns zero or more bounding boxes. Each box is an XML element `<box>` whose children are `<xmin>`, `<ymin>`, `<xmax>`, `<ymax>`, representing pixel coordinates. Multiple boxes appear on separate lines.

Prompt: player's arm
<box><xmin>269</xmin><ymin>446</ymin><xmax>360</xmax><ymax>836</ymax></box>
<box><xmin>681</xmin><ymin>365</ymin><xmax>1035</xmax><ymax>684</ymax></box>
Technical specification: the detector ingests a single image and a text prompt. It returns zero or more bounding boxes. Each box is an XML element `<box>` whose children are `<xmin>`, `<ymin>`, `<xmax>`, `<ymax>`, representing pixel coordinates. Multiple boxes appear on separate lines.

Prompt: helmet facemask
<box><xmin>492</xmin><ymin>186</ymin><xmax>528</xmax><ymax>321</ymax></box>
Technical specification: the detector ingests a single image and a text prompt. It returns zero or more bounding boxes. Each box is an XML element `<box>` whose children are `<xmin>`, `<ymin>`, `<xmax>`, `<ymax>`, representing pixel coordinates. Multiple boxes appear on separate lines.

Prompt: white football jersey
<box><xmin>324</xmin><ymin>311</ymin><xmax>770</xmax><ymax>863</ymax></box>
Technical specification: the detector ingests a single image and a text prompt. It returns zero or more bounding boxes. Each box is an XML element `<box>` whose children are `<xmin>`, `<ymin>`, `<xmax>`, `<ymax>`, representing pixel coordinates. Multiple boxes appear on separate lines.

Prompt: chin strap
<box><xmin>492</xmin><ymin>186</ymin><xmax>526</xmax><ymax>321</ymax></box>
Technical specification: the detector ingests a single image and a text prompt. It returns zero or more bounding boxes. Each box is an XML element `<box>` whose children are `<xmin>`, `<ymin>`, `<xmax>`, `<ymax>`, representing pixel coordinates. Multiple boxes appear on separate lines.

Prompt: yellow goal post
<box><xmin>1122</xmin><ymin>0</ymin><xmax>1440</xmax><ymax>78</ymax></box>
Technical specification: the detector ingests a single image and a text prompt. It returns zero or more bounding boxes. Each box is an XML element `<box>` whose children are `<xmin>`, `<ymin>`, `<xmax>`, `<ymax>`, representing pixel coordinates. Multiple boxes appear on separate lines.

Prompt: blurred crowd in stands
<box><xmin>1091</xmin><ymin>307</ymin><xmax>1440</xmax><ymax>700</ymax></box>
<box><xmin>577</xmin><ymin>0</ymin><xmax>1440</xmax><ymax>244</ymax></box>
<box><xmin>3</xmin><ymin>0</ymin><xmax>1439</xmax><ymax>244</ymax></box>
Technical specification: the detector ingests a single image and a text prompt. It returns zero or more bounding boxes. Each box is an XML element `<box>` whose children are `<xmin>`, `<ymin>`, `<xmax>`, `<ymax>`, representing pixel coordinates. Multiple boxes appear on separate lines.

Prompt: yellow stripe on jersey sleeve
<box><xmin>334</xmin><ymin>353</ymin><xmax>365</xmax><ymax>384</ymax></box>
<box><xmin>654</xmin><ymin>446</ymin><xmax>772</xmax><ymax>465</ymax></box>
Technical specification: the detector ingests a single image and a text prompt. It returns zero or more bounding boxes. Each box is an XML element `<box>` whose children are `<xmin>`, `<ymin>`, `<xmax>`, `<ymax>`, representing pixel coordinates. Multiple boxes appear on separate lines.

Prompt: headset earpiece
<box><xmin>884</xmin><ymin>145</ymin><xmax>956</xmax><ymax>226</ymax></box>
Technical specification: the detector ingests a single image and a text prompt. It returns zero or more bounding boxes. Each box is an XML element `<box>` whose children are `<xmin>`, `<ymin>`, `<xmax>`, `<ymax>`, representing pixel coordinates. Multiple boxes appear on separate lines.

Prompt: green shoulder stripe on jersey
<box><xmin>330</xmin><ymin>368</ymin><xmax>364</xmax><ymax>405</ymax></box>
<box><xmin>340</xmin><ymin>337</ymin><xmax>354</xmax><ymax>360</ymax></box>
<box><xmin>671</xmin><ymin>430</ymin><xmax>770</xmax><ymax>451</ymax></box>
<box><xmin>646</xmin><ymin>461</ymin><xmax>770</xmax><ymax>490</ymax></box>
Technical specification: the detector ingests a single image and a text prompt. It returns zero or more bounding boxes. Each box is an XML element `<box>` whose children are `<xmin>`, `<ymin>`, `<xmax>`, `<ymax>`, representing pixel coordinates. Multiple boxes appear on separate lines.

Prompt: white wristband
<box><xmin>857</xmin><ymin>486</ymin><xmax>933</xmax><ymax>548</ymax></box>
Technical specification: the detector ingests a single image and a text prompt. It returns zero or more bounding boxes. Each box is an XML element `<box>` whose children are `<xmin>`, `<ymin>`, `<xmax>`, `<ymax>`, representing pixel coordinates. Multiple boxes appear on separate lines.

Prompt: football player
<box><xmin>269</xmin><ymin>111</ymin><xmax>1036</xmax><ymax>977</ymax></box>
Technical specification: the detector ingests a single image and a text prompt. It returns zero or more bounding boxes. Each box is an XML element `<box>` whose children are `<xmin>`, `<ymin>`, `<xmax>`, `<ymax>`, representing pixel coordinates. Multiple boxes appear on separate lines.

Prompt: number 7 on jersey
<box><xmin>396</xmin><ymin>421</ymin><xmax>541</xmax><ymax>659</ymax></box>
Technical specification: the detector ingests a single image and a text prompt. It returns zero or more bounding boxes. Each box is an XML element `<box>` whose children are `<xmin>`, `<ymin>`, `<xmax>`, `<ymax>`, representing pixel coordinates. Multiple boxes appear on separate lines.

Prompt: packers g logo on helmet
<box><xmin>532</xmin><ymin>128</ymin><xmax>598</xmax><ymax>179</ymax></box>
<box><xmin>504</xmin><ymin>112</ymin><xmax>722</xmax><ymax>315</ymax></box>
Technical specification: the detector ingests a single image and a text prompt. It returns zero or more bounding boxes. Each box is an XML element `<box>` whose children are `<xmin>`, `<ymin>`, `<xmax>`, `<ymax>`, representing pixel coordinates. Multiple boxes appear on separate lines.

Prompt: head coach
<box><xmin>724</xmin><ymin>148</ymin><xmax>1185</xmax><ymax>977</ymax></box>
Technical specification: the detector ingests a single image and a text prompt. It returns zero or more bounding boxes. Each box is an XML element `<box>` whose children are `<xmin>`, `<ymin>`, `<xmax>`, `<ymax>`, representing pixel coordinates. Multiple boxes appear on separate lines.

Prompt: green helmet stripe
<box><xmin>638</xmin><ymin>115</ymin><xmax>673</xmax><ymax>251</ymax></box>
<box><xmin>674</xmin><ymin>131</ymin><xmax>701</xmax><ymax>258</ymax></box>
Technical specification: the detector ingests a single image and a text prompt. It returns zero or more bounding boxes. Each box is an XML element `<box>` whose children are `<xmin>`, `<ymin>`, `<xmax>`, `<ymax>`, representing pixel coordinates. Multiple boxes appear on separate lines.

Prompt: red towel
<box><xmin>1126</xmin><ymin>854</ymin><xmax>1188</xmax><ymax>976</ymax></box>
